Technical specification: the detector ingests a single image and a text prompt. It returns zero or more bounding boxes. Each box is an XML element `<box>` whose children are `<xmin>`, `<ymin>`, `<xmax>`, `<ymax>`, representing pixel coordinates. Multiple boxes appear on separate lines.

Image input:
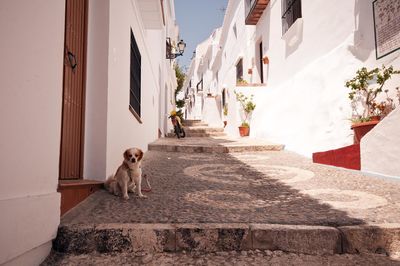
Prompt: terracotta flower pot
<box><xmin>370</xmin><ymin>115</ymin><xmax>381</xmax><ymax>122</ymax></box>
<box><xmin>351</xmin><ymin>121</ymin><xmax>379</xmax><ymax>144</ymax></box>
<box><xmin>223</xmin><ymin>121</ymin><xmax>227</xmax><ymax>128</ymax></box>
<box><xmin>239</xmin><ymin>126</ymin><xmax>250</xmax><ymax>137</ymax></box>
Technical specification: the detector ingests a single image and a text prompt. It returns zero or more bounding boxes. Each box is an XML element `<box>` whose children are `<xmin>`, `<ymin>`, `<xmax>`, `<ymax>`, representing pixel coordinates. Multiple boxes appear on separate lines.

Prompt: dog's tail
<box><xmin>104</xmin><ymin>174</ymin><xmax>115</xmax><ymax>191</ymax></box>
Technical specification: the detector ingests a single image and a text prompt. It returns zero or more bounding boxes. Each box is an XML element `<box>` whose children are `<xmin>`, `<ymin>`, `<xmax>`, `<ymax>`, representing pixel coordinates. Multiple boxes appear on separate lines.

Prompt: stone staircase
<box><xmin>166</xmin><ymin>119</ymin><xmax>227</xmax><ymax>138</ymax></box>
<box><xmin>153</xmin><ymin>119</ymin><xmax>284</xmax><ymax>153</ymax></box>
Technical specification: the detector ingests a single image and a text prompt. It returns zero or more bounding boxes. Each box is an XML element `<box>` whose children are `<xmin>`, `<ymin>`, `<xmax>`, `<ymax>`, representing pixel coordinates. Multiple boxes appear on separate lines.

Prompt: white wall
<box><xmin>212</xmin><ymin>0</ymin><xmax>400</xmax><ymax>157</ymax></box>
<box><xmin>0</xmin><ymin>0</ymin><xmax>64</xmax><ymax>264</ymax></box>
<box><xmin>84</xmin><ymin>0</ymin><xmax>110</xmax><ymax>181</ymax></box>
<box><xmin>106</xmin><ymin>0</ymin><xmax>165</xmax><ymax>175</ymax></box>
<box><xmin>250</xmin><ymin>0</ymin><xmax>400</xmax><ymax>156</ymax></box>
<box><xmin>361</xmin><ymin>107</ymin><xmax>400</xmax><ymax>178</ymax></box>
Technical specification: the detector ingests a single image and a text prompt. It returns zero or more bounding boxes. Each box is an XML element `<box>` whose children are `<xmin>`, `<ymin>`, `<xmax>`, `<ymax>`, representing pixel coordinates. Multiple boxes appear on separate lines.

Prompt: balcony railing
<box><xmin>245</xmin><ymin>0</ymin><xmax>270</xmax><ymax>25</ymax></box>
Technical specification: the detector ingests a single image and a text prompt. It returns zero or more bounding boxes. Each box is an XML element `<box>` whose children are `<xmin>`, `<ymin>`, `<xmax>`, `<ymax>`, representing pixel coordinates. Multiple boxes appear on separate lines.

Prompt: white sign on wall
<box><xmin>373</xmin><ymin>0</ymin><xmax>400</xmax><ymax>59</ymax></box>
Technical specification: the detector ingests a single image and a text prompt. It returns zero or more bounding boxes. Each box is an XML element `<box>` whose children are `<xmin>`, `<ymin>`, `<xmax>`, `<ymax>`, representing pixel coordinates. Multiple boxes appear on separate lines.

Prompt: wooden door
<box><xmin>259</xmin><ymin>42</ymin><xmax>264</xmax><ymax>83</ymax></box>
<box><xmin>60</xmin><ymin>0</ymin><xmax>88</xmax><ymax>180</ymax></box>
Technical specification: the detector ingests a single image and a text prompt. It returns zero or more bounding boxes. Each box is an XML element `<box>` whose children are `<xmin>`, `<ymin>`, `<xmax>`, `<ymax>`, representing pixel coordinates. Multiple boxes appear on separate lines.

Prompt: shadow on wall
<box><xmin>348</xmin><ymin>0</ymin><xmax>375</xmax><ymax>61</ymax></box>
<box><xmin>284</xmin><ymin>18</ymin><xmax>303</xmax><ymax>58</ymax></box>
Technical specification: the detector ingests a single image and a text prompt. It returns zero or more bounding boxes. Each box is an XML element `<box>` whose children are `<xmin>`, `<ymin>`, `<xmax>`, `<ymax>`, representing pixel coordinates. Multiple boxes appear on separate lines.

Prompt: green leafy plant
<box><xmin>223</xmin><ymin>105</ymin><xmax>228</xmax><ymax>116</ymax></box>
<box><xmin>176</xmin><ymin>99</ymin><xmax>185</xmax><ymax>109</ymax></box>
<box><xmin>240</xmin><ymin>122</ymin><xmax>250</xmax><ymax>127</ymax></box>
<box><xmin>174</xmin><ymin>64</ymin><xmax>186</xmax><ymax>117</ymax></box>
<box><xmin>234</xmin><ymin>91</ymin><xmax>256</xmax><ymax>127</ymax></box>
<box><xmin>345</xmin><ymin>65</ymin><xmax>400</xmax><ymax>121</ymax></box>
<box><xmin>236</xmin><ymin>78</ymin><xmax>248</xmax><ymax>85</ymax></box>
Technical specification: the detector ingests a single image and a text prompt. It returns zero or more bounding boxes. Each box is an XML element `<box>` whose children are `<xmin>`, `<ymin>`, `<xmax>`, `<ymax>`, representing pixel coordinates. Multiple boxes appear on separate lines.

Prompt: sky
<box><xmin>174</xmin><ymin>0</ymin><xmax>228</xmax><ymax>72</ymax></box>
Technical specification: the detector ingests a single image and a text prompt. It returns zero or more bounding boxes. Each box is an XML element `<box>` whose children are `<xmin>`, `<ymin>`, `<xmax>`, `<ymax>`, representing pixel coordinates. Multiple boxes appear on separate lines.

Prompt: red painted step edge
<box><xmin>312</xmin><ymin>144</ymin><xmax>360</xmax><ymax>170</ymax></box>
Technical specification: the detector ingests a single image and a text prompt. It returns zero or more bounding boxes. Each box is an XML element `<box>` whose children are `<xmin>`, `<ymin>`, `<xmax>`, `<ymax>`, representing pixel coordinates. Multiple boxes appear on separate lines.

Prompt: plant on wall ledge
<box><xmin>234</xmin><ymin>91</ymin><xmax>256</xmax><ymax>136</ymax></box>
<box><xmin>223</xmin><ymin>104</ymin><xmax>228</xmax><ymax>128</ymax></box>
<box><xmin>345</xmin><ymin>65</ymin><xmax>400</xmax><ymax>143</ymax></box>
<box><xmin>236</xmin><ymin>78</ymin><xmax>248</xmax><ymax>86</ymax></box>
<box><xmin>346</xmin><ymin>65</ymin><xmax>400</xmax><ymax>122</ymax></box>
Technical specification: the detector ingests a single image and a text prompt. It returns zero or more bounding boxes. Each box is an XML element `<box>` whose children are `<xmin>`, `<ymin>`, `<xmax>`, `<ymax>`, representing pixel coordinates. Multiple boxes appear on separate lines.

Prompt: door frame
<box><xmin>59</xmin><ymin>0</ymin><xmax>89</xmax><ymax>180</ymax></box>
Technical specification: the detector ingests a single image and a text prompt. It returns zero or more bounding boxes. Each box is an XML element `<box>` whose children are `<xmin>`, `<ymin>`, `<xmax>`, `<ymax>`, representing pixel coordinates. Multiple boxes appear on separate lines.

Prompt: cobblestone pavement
<box><xmin>62</xmin><ymin>150</ymin><xmax>400</xmax><ymax>226</ymax></box>
<box><xmin>42</xmin><ymin>250</ymin><xmax>400</xmax><ymax>266</ymax></box>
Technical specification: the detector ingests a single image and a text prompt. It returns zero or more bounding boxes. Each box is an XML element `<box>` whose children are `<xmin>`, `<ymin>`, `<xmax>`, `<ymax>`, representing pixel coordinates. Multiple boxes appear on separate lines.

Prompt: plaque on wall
<box><xmin>373</xmin><ymin>0</ymin><xmax>400</xmax><ymax>59</ymax></box>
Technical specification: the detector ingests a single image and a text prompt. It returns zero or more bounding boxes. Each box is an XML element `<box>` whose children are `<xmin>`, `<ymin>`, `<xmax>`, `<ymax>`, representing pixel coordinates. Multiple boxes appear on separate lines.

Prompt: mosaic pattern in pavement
<box><xmin>61</xmin><ymin>151</ymin><xmax>400</xmax><ymax>226</ymax></box>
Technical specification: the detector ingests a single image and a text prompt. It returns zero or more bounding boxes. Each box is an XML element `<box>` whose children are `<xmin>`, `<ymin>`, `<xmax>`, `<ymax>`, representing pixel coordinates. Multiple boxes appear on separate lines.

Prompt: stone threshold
<box><xmin>58</xmin><ymin>180</ymin><xmax>104</xmax><ymax>216</ymax></box>
<box><xmin>53</xmin><ymin>223</ymin><xmax>400</xmax><ymax>258</ymax></box>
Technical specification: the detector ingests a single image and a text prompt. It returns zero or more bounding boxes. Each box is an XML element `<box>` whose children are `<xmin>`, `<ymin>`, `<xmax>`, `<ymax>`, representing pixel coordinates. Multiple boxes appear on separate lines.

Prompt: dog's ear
<box><xmin>123</xmin><ymin>149</ymin><xmax>129</xmax><ymax>160</ymax></box>
<box><xmin>137</xmin><ymin>149</ymin><xmax>144</xmax><ymax>161</ymax></box>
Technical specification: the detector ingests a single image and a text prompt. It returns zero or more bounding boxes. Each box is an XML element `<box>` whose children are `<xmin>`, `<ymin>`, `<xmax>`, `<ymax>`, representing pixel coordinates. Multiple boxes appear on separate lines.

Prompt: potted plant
<box><xmin>234</xmin><ymin>91</ymin><xmax>256</xmax><ymax>136</ymax></box>
<box><xmin>345</xmin><ymin>65</ymin><xmax>400</xmax><ymax>143</ymax></box>
<box><xmin>236</xmin><ymin>78</ymin><xmax>248</xmax><ymax>86</ymax></box>
<box><xmin>223</xmin><ymin>104</ymin><xmax>228</xmax><ymax>128</ymax></box>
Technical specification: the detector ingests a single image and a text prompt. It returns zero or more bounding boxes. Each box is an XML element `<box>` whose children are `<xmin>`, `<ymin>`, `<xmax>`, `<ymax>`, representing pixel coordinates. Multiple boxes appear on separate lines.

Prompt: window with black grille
<box><xmin>130</xmin><ymin>29</ymin><xmax>141</xmax><ymax>118</ymax></box>
<box><xmin>281</xmin><ymin>0</ymin><xmax>302</xmax><ymax>35</ymax></box>
<box><xmin>196</xmin><ymin>78</ymin><xmax>203</xmax><ymax>93</ymax></box>
<box><xmin>236</xmin><ymin>58</ymin><xmax>243</xmax><ymax>82</ymax></box>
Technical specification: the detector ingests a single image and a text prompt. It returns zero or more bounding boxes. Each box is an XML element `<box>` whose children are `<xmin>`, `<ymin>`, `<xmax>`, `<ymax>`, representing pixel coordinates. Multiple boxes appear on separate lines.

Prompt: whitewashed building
<box><xmin>185</xmin><ymin>0</ymin><xmax>400</xmax><ymax>178</ymax></box>
<box><xmin>0</xmin><ymin>0</ymin><xmax>180</xmax><ymax>264</ymax></box>
<box><xmin>183</xmin><ymin>28</ymin><xmax>224</xmax><ymax>126</ymax></box>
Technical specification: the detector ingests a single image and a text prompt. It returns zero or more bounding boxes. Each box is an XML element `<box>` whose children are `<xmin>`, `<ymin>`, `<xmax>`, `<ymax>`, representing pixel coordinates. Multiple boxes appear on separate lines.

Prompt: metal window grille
<box><xmin>130</xmin><ymin>29</ymin><xmax>141</xmax><ymax>117</ymax></box>
<box><xmin>281</xmin><ymin>0</ymin><xmax>302</xmax><ymax>35</ymax></box>
<box><xmin>196</xmin><ymin>79</ymin><xmax>203</xmax><ymax>93</ymax></box>
<box><xmin>236</xmin><ymin>58</ymin><xmax>243</xmax><ymax>81</ymax></box>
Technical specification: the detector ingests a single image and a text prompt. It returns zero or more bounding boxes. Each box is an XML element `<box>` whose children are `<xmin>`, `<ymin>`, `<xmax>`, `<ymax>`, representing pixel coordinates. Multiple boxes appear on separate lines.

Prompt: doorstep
<box><xmin>58</xmin><ymin>179</ymin><xmax>104</xmax><ymax>216</ymax></box>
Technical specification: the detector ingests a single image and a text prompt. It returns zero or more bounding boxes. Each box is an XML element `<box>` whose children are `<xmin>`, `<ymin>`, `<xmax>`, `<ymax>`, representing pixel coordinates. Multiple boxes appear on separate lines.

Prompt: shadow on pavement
<box><xmin>61</xmin><ymin>151</ymin><xmax>364</xmax><ymax>227</ymax></box>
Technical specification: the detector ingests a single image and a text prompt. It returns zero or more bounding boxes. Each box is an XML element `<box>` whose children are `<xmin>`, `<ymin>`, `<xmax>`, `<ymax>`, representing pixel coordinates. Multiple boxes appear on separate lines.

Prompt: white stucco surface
<box><xmin>251</xmin><ymin>36</ymin><xmax>360</xmax><ymax>156</ymax></box>
<box><xmin>83</xmin><ymin>0</ymin><xmax>178</xmax><ymax>180</ymax></box>
<box><xmin>202</xmin><ymin>97</ymin><xmax>223</xmax><ymax>127</ymax></box>
<box><xmin>84</xmin><ymin>0</ymin><xmax>110</xmax><ymax>181</ymax></box>
<box><xmin>106</xmin><ymin>0</ymin><xmax>159</xmax><ymax>175</ymax></box>
<box><xmin>187</xmin><ymin>0</ymin><xmax>400</xmax><ymax>163</ymax></box>
<box><xmin>0</xmin><ymin>0</ymin><xmax>64</xmax><ymax>264</ymax></box>
<box><xmin>361</xmin><ymin>107</ymin><xmax>400</xmax><ymax>179</ymax></box>
<box><xmin>0</xmin><ymin>193</ymin><xmax>60</xmax><ymax>265</ymax></box>
<box><xmin>0</xmin><ymin>0</ymin><xmax>180</xmax><ymax>264</ymax></box>
<box><xmin>105</xmin><ymin>0</ymin><xmax>177</xmax><ymax>176</ymax></box>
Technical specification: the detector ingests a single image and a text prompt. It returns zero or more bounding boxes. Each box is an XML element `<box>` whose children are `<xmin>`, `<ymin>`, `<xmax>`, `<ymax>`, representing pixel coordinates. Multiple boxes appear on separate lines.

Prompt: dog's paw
<box><xmin>138</xmin><ymin>194</ymin><xmax>147</xmax><ymax>199</ymax></box>
<box><xmin>123</xmin><ymin>194</ymin><xmax>130</xmax><ymax>200</ymax></box>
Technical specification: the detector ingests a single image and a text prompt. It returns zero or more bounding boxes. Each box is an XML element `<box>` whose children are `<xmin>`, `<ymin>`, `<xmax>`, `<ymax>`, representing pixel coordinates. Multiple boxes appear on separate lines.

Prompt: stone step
<box><xmin>148</xmin><ymin>137</ymin><xmax>284</xmax><ymax>153</ymax></box>
<box><xmin>166</xmin><ymin>132</ymin><xmax>226</xmax><ymax>138</ymax></box>
<box><xmin>182</xmin><ymin>120</ymin><xmax>208</xmax><ymax>127</ymax></box>
<box><xmin>166</xmin><ymin>132</ymin><xmax>227</xmax><ymax>138</ymax></box>
<box><xmin>184</xmin><ymin>127</ymin><xmax>224</xmax><ymax>133</ymax></box>
<box><xmin>50</xmin><ymin>223</ymin><xmax>400</xmax><ymax>257</ymax></box>
<box><xmin>42</xmin><ymin>250</ymin><xmax>399</xmax><ymax>265</ymax></box>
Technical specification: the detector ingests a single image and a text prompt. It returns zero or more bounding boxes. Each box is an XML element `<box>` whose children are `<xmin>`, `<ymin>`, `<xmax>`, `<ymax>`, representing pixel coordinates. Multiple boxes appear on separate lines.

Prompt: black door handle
<box><xmin>67</xmin><ymin>50</ymin><xmax>77</xmax><ymax>71</ymax></box>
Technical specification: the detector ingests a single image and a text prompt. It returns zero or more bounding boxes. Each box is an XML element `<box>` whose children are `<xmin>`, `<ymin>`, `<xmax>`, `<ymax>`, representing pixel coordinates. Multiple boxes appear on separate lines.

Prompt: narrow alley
<box><xmin>42</xmin><ymin>120</ymin><xmax>400</xmax><ymax>265</ymax></box>
<box><xmin>2</xmin><ymin>0</ymin><xmax>400</xmax><ymax>265</ymax></box>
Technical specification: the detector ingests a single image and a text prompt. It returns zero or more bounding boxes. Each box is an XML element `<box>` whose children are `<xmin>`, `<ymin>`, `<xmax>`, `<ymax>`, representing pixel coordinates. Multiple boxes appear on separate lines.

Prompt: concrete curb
<box><xmin>53</xmin><ymin>223</ymin><xmax>399</xmax><ymax>256</ymax></box>
<box><xmin>339</xmin><ymin>223</ymin><xmax>400</xmax><ymax>257</ymax></box>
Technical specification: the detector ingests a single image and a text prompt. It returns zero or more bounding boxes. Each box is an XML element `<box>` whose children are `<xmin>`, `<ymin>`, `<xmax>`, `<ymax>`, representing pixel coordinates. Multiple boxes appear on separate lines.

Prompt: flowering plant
<box><xmin>345</xmin><ymin>65</ymin><xmax>400</xmax><ymax>122</ymax></box>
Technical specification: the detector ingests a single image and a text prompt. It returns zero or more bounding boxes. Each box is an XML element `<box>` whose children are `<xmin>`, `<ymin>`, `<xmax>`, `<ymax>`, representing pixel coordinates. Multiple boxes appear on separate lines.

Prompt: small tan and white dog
<box><xmin>104</xmin><ymin>148</ymin><xmax>150</xmax><ymax>200</ymax></box>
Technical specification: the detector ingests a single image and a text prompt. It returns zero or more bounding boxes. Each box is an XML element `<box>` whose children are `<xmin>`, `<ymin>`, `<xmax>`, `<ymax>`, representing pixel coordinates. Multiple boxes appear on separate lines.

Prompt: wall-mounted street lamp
<box><xmin>166</xmin><ymin>37</ymin><xmax>186</xmax><ymax>59</ymax></box>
